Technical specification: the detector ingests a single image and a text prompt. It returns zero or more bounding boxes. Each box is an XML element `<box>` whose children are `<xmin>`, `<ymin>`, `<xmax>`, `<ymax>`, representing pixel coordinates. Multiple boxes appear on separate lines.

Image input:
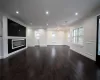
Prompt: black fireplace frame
<box><xmin>8</xmin><ymin>39</ymin><xmax>26</xmax><ymax>53</ymax></box>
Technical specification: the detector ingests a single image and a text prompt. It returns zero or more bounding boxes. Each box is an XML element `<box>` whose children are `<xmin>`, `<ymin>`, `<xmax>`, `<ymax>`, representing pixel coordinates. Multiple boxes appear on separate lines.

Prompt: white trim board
<box><xmin>34</xmin><ymin>45</ymin><xmax>47</xmax><ymax>47</ymax></box>
<box><xmin>40</xmin><ymin>45</ymin><xmax>47</xmax><ymax>47</ymax></box>
<box><xmin>8</xmin><ymin>36</ymin><xmax>26</xmax><ymax>39</ymax></box>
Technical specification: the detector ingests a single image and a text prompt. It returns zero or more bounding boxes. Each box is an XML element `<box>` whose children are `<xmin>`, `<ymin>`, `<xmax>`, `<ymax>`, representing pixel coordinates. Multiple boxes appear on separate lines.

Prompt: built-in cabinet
<box><xmin>7</xmin><ymin>19</ymin><xmax>26</xmax><ymax>54</ymax></box>
<box><xmin>1</xmin><ymin>16</ymin><xmax>26</xmax><ymax>58</ymax></box>
<box><xmin>8</xmin><ymin>19</ymin><xmax>26</xmax><ymax>37</ymax></box>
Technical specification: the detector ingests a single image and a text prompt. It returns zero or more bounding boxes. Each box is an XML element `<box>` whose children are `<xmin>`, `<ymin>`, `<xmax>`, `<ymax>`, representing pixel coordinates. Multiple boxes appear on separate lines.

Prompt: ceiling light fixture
<box><xmin>47</xmin><ymin>24</ymin><xmax>48</xmax><ymax>26</ymax></box>
<box><xmin>16</xmin><ymin>11</ymin><xmax>19</xmax><ymax>14</ymax></box>
<box><xmin>30</xmin><ymin>23</ymin><xmax>32</xmax><ymax>25</ymax></box>
<box><xmin>57</xmin><ymin>28</ymin><xmax>60</xmax><ymax>30</ymax></box>
<box><xmin>46</xmin><ymin>11</ymin><xmax>49</xmax><ymax>15</ymax></box>
<box><xmin>75</xmin><ymin>12</ymin><xmax>78</xmax><ymax>16</ymax></box>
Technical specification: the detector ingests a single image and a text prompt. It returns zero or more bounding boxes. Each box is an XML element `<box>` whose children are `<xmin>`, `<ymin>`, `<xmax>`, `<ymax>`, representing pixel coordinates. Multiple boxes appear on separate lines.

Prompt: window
<box><xmin>72</xmin><ymin>27</ymin><xmax>84</xmax><ymax>45</ymax></box>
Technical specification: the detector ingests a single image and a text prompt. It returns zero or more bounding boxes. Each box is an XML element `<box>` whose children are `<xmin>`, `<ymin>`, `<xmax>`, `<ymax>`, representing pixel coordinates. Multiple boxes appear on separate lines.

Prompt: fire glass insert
<box><xmin>12</xmin><ymin>39</ymin><xmax>25</xmax><ymax>49</ymax></box>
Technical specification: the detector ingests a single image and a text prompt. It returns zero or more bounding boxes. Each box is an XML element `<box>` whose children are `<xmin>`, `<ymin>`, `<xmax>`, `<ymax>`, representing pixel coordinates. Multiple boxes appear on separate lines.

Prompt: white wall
<box><xmin>2</xmin><ymin>16</ymin><xmax>8</xmax><ymax>58</ymax></box>
<box><xmin>68</xmin><ymin>15</ymin><xmax>97</xmax><ymax>61</ymax></box>
<box><xmin>38</xmin><ymin>29</ymin><xmax>47</xmax><ymax>46</ymax></box>
<box><xmin>0</xmin><ymin>37</ymin><xmax>2</xmax><ymax>59</ymax></box>
<box><xmin>27</xmin><ymin>28</ymin><xmax>47</xmax><ymax>46</ymax></box>
<box><xmin>47</xmin><ymin>30</ymin><xmax>66</xmax><ymax>45</ymax></box>
<box><xmin>26</xmin><ymin>27</ymin><xmax>35</xmax><ymax>47</ymax></box>
<box><xmin>0</xmin><ymin>15</ymin><xmax>2</xmax><ymax>37</ymax></box>
<box><xmin>26</xmin><ymin>28</ymin><xmax>67</xmax><ymax>46</ymax></box>
<box><xmin>0</xmin><ymin>14</ymin><xmax>3</xmax><ymax>58</ymax></box>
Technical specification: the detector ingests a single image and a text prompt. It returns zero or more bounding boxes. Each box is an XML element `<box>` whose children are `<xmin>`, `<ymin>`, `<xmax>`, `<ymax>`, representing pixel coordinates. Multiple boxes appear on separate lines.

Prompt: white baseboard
<box><xmin>3</xmin><ymin>47</ymin><xmax>27</xmax><ymax>59</ymax></box>
<box><xmin>34</xmin><ymin>45</ymin><xmax>47</xmax><ymax>47</ymax></box>
<box><xmin>70</xmin><ymin>48</ymin><xmax>95</xmax><ymax>61</ymax></box>
<box><xmin>28</xmin><ymin>45</ymin><xmax>35</xmax><ymax>47</ymax></box>
<box><xmin>40</xmin><ymin>45</ymin><xmax>47</xmax><ymax>47</ymax></box>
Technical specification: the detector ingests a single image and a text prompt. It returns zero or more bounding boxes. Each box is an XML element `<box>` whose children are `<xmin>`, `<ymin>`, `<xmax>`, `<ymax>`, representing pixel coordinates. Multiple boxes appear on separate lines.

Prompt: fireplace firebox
<box><xmin>8</xmin><ymin>39</ymin><xmax>26</xmax><ymax>53</ymax></box>
<box><xmin>12</xmin><ymin>39</ymin><xmax>25</xmax><ymax>49</ymax></box>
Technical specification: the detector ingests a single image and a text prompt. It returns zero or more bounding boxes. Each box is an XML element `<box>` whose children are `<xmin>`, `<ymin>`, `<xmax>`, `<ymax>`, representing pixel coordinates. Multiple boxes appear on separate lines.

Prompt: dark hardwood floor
<box><xmin>0</xmin><ymin>45</ymin><xmax>100</xmax><ymax>80</ymax></box>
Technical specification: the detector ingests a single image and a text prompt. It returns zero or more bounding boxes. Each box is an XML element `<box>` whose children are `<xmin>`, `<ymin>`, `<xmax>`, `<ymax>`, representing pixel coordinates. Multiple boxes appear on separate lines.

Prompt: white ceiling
<box><xmin>0</xmin><ymin>0</ymin><xmax>100</xmax><ymax>27</ymax></box>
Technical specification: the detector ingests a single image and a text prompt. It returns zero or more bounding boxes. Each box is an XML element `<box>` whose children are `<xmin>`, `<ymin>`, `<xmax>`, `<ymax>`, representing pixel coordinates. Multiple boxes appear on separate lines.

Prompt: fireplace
<box><xmin>12</xmin><ymin>39</ymin><xmax>25</xmax><ymax>49</ymax></box>
<box><xmin>8</xmin><ymin>39</ymin><xmax>26</xmax><ymax>53</ymax></box>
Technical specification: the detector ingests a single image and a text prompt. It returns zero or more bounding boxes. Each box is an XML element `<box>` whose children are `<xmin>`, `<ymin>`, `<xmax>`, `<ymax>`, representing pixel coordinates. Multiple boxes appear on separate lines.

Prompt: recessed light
<box><xmin>75</xmin><ymin>12</ymin><xmax>78</xmax><ymax>16</ymax></box>
<box><xmin>57</xmin><ymin>28</ymin><xmax>60</xmax><ymax>30</ymax></box>
<box><xmin>46</xmin><ymin>11</ymin><xmax>49</xmax><ymax>15</ymax></box>
<box><xmin>47</xmin><ymin>24</ymin><xmax>48</xmax><ymax>26</ymax></box>
<box><xmin>16</xmin><ymin>11</ymin><xmax>19</xmax><ymax>14</ymax></box>
<box><xmin>30</xmin><ymin>23</ymin><xmax>32</xmax><ymax>25</ymax></box>
<box><xmin>52</xmin><ymin>33</ymin><xmax>55</xmax><ymax>37</ymax></box>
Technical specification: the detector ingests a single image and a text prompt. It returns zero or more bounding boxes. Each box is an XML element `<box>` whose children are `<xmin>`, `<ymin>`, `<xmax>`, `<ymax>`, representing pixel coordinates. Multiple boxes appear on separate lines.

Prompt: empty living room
<box><xmin>0</xmin><ymin>0</ymin><xmax>100</xmax><ymax>80</ymax></box>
